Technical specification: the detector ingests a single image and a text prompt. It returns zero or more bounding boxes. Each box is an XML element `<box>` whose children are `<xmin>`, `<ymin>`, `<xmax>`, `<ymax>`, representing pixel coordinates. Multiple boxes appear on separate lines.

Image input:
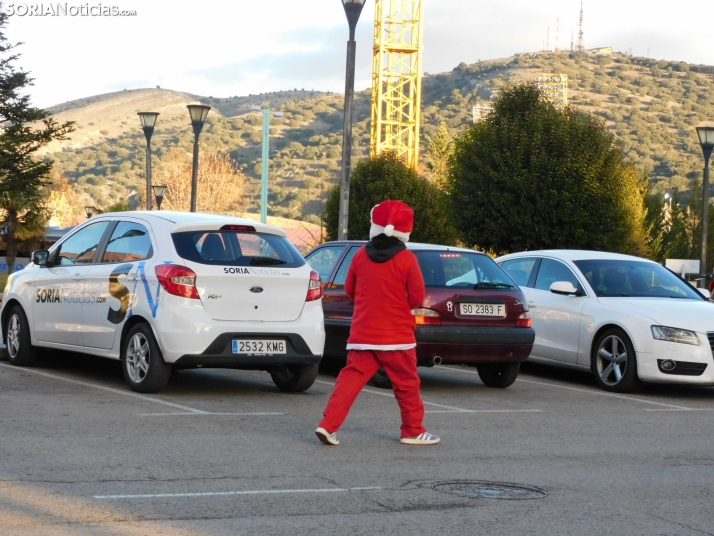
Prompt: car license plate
<box><xmin>232</xmin><ymin>340</ymin><xmax>286</xmax><ymax>354</ymax></box>
<box><xmin>459</xmin><ymin>303</ymin><xmax>505</xmax><ymax>317</ymax></box>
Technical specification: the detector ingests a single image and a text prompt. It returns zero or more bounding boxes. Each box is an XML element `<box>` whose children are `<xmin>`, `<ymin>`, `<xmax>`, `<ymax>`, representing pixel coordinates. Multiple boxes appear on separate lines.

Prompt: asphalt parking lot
<box><xmin>1</xmin><ymin>350</ymin><xmax>714</xmax><ymax>535</ymax></box>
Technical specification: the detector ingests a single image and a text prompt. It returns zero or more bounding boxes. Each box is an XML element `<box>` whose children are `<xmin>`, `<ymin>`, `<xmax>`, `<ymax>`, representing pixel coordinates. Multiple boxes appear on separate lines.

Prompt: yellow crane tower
<box><xmin>370</xmin><ymin>0</ymin><xmax>424</xmax><ymax>170</ymax></box>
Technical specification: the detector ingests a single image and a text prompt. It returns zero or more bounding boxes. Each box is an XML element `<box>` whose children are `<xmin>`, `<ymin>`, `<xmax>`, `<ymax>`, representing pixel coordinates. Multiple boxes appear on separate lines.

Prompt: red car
<box><xmin>305</xmin><ymin>241</ymin><xmax>535</xmax><ymax>388</ymax></box>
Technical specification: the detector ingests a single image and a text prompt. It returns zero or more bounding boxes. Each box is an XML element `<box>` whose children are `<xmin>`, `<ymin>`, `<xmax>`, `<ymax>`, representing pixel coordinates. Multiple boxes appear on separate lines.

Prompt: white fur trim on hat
<box><xmin>369</xmin><ymin>223</ymin><xmax>386</xmax><ymax>239</ymax></box>
<box><xmin>390</xmin><ymin>229</ymin><xmax>410</xmax><ymax>243</ymax></box>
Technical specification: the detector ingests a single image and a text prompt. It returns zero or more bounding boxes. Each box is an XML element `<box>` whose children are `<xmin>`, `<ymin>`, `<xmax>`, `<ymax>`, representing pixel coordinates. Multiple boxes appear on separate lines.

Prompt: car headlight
<box><xmin>651</xmin><ymin>326</ymin><xmax>700</xmax><ymax>346</ymax></box>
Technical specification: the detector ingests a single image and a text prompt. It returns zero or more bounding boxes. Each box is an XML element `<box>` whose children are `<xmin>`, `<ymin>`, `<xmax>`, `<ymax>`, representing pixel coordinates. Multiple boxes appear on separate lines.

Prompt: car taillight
<box><xmin>516</xmin><ymin>311</ymin><xmax>532</xmax><ymax>328</ymax></box>
<box><xmin>306</xmin><ymin>270</ymin><xmax>322</xmax><ymax>302</ymax></box>
<box><xmin>412</xmin><ymin>308</ymin><xmax>442</xmax><ymax>326</ymax></box>
<box><xmin>155</xmin><ymin>264</ymin><xmax>200</xmax><ymax>299</ymax></box>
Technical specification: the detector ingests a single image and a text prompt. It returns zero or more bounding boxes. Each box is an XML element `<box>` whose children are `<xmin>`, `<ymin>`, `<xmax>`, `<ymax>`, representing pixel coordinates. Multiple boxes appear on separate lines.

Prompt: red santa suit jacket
<box><xmin>345</xmin><ymin>240</ymin><xmax>425</xmax><ymax>350</ymax></box>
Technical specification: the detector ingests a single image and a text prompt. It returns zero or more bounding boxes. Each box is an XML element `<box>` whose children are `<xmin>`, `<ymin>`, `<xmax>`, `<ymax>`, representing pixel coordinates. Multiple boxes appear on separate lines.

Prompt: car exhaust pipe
<box><xmin>424</xmin><ymin>356</ymin><xmax>442</xmax><ymax>367</ymax></box>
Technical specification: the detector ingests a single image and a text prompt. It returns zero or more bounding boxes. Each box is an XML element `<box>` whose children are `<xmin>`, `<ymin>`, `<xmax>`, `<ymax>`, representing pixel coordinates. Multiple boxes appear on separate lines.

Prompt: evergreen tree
<box><xmin>448</xmin><ymin>83</ymin><xmax>647</xmax><ymax>255</ymax></box>
<box><xmin>0</xmin><ymin>7</ymin><xmax>74</xmax><ymax>273</ymax></box>
<box><xmin>324</xmin><ymin>152</ymin><xmax>459</xmax><ymax>245</ymax></box>
<box><xmin>424</xmin><ymin>122</ymin><xmax>453</xmax><ymax>187</ymax></box>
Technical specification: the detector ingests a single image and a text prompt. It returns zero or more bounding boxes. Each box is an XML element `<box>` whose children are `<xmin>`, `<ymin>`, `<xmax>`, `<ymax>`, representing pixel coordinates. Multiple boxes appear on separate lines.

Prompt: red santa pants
<box><xmin>319</xmin><ymin>348</ymin><xmax>426</xmax><ymax>438</ymax></box>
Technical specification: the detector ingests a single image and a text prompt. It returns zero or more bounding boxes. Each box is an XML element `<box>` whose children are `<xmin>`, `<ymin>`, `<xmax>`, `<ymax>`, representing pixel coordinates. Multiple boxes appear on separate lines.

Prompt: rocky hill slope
<box><xmin>42</xmin><ymin>51</ymin><xmax>714</xmax><ymax>222</ymax></box>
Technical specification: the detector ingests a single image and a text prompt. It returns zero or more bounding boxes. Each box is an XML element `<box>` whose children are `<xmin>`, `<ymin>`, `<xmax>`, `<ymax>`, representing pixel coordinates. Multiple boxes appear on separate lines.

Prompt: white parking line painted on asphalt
<box><xmin>0</xmin><ymin>362</ymin><xmax>209</xmax><ymax>414</ymax></box>
<box><xmin>426</xmin><ymin>409</ymin><xmax>542</xmax><ymax>414</ymax></box>
<box><xmin>315</xmin><ymin>379</ymin><xmax>541</xmax><ymax>414</ymax></box>
<box><xmin>94</xmin><ymin>486</ymin><xmax>382</xmax><ymax>500</ymax></box>
<box><xmin>643</xmin><ymin>408</ymin><xmax>714</xmax><ymax>412</ymax></box>
<box><xmin>431</xmin><ymin>365</ymin><xmax>693</xmax><ymax>410</ymax></box>
<box><xmin>137</xmin><ymin>412</ymin><xmax>284</xmax><ymax>417</ymax></box>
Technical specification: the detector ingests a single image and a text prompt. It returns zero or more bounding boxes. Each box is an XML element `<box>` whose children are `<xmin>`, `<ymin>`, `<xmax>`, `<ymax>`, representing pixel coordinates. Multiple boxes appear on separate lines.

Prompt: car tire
<box><xmin>369</xmin><ymin>368</ymin><xmax>393</xmax><ymax>389</ymax></box>
<box><xmin>592</xmin><ymin>328</ymin><xmax>641</xmax><ymax>393</ymax></box>
<box><xmin>271</xmin><ymin>363</ymin><xmax>319</xmax><ymax>392</ymax></box>
<box><xmin>121</xmin><ymin>323</ymin><xmax>171</xmax><ymax>393</ymax></box>
<box><xmin>5</xmin><ymin>306</ymin><xmax>39</xmax><ymax>366</ymax></box>
<box><xmin>476</xmin><ymin>362</ymin><xmax>520</xmax><ymax>388</ymax></box>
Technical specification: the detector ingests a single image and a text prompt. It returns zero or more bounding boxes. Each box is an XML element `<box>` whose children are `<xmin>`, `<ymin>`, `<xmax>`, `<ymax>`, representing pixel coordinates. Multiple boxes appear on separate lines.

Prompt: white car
<box><xmin>496</xmin><ymin>250</ymin><xmax>714</xmax><ymax>392</ymax></box>
<box><xmin>0</xmin><ymin>212</ymin><xmax>325</xmax><ymax>393</ymax></box>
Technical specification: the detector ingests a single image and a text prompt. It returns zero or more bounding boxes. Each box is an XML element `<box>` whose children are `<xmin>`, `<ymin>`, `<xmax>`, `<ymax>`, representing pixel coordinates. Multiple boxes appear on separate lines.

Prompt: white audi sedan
<box><xmin>1</xmin><ymin>212</ymin><xmax>325</xmax><ymax>393</ymax></box>
<box><xmin>496</xmin><ymin>250</ymin><xmax>714</xmax><ymax>392</ymax></box>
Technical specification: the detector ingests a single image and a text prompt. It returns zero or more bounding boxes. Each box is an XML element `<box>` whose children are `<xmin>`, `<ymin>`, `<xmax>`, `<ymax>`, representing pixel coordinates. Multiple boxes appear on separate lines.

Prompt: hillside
<box><xmin>42</xmin><ymin>51</ymin><xmax>714</xmax><ymax>223</ymax></box>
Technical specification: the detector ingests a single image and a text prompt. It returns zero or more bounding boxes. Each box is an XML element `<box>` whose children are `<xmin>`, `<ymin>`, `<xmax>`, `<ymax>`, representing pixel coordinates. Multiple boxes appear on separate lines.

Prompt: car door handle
<box><xmin>528</xmin><ymin>301</ymin><xmax>537</xmax><ymax>308</ymax></box>
<box><xmin>129</xmin><ymin>275</ymin><xmax>140</xmax><ymax>282</ymax></box>
<box><xmin>72</xmin><ymin>274</ymin><xmax>84</xmax><ymax>281</ymax></box>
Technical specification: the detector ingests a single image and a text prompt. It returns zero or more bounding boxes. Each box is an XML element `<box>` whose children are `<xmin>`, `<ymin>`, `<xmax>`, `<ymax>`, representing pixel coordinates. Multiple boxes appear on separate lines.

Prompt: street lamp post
<box><xmin>137</xmin><ymin>112</ymin><xmax>159</xmax><ymax>211</ymax></box>
<box><xmin>187</xmin><ymin>104</ymin><xmax>211</xmax><ymax>212</ymax></box>
<box><xmin>152</xmin><ymin>185</ymin><xmax>167</xmax><ymax>210</ymax></box>
<box><xmin>254</xmin><ymin>107</ymin><xmax>284</xmax><ymax>224</ymax></box>
<box><xmin>697</xmin><ymin>126</ymin><xmax>714</xmax><ymax>285</ymax></box>
<box><xmin>337</xmin><ymin>0</ymin><xmax>366</xmax><ymax>240</ymax></box>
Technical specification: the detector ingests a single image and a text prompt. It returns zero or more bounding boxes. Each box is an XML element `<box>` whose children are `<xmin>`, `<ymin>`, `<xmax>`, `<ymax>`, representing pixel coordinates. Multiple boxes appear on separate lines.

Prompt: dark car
<box><xmin>306</xmin><ymin>241</ymin><xmax>535</xmax><ymax>388</ymax></box>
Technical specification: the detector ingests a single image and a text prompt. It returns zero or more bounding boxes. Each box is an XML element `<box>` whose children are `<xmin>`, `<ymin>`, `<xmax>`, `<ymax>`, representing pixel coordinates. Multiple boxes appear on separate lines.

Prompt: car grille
<box><xmin>707</xmin><ymin>332</ymin><xmax>714</xmax><ymax>355</ymax></box>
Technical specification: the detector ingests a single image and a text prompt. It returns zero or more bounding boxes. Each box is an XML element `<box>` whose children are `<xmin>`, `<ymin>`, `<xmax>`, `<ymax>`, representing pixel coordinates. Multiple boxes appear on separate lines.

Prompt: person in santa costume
<box><xmin>315</xmin><ymin>200</ymin><xmax>440</xmax><ymax>446</ymax></box>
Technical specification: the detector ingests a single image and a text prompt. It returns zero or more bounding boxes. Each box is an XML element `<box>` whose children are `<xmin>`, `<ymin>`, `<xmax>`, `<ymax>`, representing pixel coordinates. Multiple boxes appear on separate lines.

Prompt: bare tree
<box><xmin>45</xmin><ymin>169</ymin><xmax>84</xmax><ymax>227</ymax></box>
<box><xmin>155</xmin><ymin>147</ymin><xmax>245</xmax><ymax>213</ymax></box>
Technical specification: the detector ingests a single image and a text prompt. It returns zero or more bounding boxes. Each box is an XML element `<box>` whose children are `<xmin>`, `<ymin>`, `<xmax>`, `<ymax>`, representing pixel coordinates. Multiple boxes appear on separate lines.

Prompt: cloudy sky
<box><xmin>4</xmin><ymin>0</ymin><xmax>714</xmax><ymax>109</ymax></box>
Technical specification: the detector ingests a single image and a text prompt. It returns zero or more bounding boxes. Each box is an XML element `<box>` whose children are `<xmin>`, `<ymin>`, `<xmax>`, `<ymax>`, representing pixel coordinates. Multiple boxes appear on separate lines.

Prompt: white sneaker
<box><xmin>315</xmin><ymin>427</ymin><xmax>339</xmax><ymax>446</ymax></box>
<box><xmin>400</xmin><ymin>432</ymin><xmax>440</xmax><ymax>445</ymax></box>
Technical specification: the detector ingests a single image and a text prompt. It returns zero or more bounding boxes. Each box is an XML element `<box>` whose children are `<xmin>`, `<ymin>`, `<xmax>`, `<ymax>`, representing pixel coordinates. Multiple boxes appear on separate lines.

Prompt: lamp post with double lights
<box><xmin>337</xmin><ymin>0</ymin><xmax>366</xmax><ymax>240</ymax></box>
<box><xmin>697</xmin><ymin>125</ymin><xmax>714</xmax><ymax>285</ymax></box>
<box><xmin>187</xmin><ymin>104</ymin><xmax>211</xmax><ymax>212</ymax></box>
<box><xmin>137</xmin><ymin>112</ymin><xmax>159</xmax><ymax>211</ymax></box>
<box><xmin>152</xmin><ymin>185</ymin><xmax>167</xmax><ymax>210</ymax></box>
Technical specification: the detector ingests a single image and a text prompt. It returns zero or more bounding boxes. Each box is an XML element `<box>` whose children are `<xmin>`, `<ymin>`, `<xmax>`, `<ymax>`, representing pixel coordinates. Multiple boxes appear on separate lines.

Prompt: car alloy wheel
<box><xmin>121</xmin><ymin>323</ymin><xmax>171</xmax><ymax>393</ymax></box>
<box><xmin>6</xmin><ymin>314</ymin><xmax>21</xmax><ymax>359</ymax></box>
<box><xmin>5</xmin><ymin>306</ymin><xmax>38</xmax><ymax>366</ymax></box>
<box><xmin>595</xmin><ymin>334</ymin><xmax>629</xmax><ymax>387</ymax></box>
<box><xmin>125</xmin><ymin>332</ymin><xmax>150</xmax><ymax>383</ymax></box>
<box><xmin>592</xmin><ymin>328</ymin><xmax>641</xmax><ymax>392</ymax></box>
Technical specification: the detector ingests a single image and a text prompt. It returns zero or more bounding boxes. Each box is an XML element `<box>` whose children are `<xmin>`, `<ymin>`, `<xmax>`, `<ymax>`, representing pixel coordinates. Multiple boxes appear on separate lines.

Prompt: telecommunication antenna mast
<box><xmin>370</xmin><ymin>0</ymin><xmax>424</xmax><ymax>170</ymax></box>
<box><xmin>546</xmin><ymin>26</ymin><xmax>550</xmax><ymax>51</ymax></box>
<box><xmin>577</xmin><ymin>1</ymin><xmax>584</xmax><ymax>51</ymax></box>
<box><xmin>555</xmin><ymin>18</ymin><xmax>560</xmax><ymax>52</ymax></box>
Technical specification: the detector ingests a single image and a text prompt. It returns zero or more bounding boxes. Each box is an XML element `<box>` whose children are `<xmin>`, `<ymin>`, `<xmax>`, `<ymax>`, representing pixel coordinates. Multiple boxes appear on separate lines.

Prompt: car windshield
<box><xmin>172</xmin><ymin>230</ymin><xmax>306</xmax><ymax>268</ymax></box>
<box><xmin>573</xmin><ymin>259</ymin><xmax>703</xmax><ymax>299</ymax></box>
<box><xmin>414</xmin><ymin>251</ymin><xmax>516</xmax><ymax>289</ymax></box>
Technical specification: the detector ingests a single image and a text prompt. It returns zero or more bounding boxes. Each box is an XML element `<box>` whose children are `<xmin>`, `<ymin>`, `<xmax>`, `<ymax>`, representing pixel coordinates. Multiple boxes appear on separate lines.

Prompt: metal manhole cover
<box><xmin>431</xmin><ymin>481</ymin><xmax>547</xmax><ymax>500</ymax></box>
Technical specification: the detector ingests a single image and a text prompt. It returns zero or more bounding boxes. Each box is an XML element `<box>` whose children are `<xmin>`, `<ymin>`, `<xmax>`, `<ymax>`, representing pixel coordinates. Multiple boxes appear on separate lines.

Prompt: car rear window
<box><xmin>414</xmin><ymin>251</ymin><xmax>516</xmax><ymax>289</ymax></box>
<box><xmin>172</xmin><ymin>230</ymin><xmax>306</xmax><ymax>268</ymax></box>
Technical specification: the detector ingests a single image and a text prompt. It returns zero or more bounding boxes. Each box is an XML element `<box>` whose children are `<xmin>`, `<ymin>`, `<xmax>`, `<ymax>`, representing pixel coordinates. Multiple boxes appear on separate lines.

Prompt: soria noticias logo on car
<box><xmin>6</xmin><ymin>3</ymin><xmax>138</xmax><ymax>16</ymax></box>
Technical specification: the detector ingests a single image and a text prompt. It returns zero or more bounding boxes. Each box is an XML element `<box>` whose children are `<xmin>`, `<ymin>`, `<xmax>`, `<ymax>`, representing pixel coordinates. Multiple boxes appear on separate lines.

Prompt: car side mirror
<box><xmin>550</xmin><ymin>281</ymin><xmax>581</xmax><ymax>296</ymax></box>
<box><xmin>32</xmin><ymin>249</ymin><xmax>50</xmax><ymax>267</ymax></box>
<box><xmin>696</xmin><ymin>287</ymin><xmax>711</xmax><ymax>300</ymax></box>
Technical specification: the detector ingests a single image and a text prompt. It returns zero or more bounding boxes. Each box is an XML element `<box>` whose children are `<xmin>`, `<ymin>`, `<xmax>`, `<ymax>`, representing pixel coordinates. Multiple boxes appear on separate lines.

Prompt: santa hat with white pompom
<box><xmin>369</xmin><ymin>199</ymin><xmax>414</xmax><ymax>243</ymax></box>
